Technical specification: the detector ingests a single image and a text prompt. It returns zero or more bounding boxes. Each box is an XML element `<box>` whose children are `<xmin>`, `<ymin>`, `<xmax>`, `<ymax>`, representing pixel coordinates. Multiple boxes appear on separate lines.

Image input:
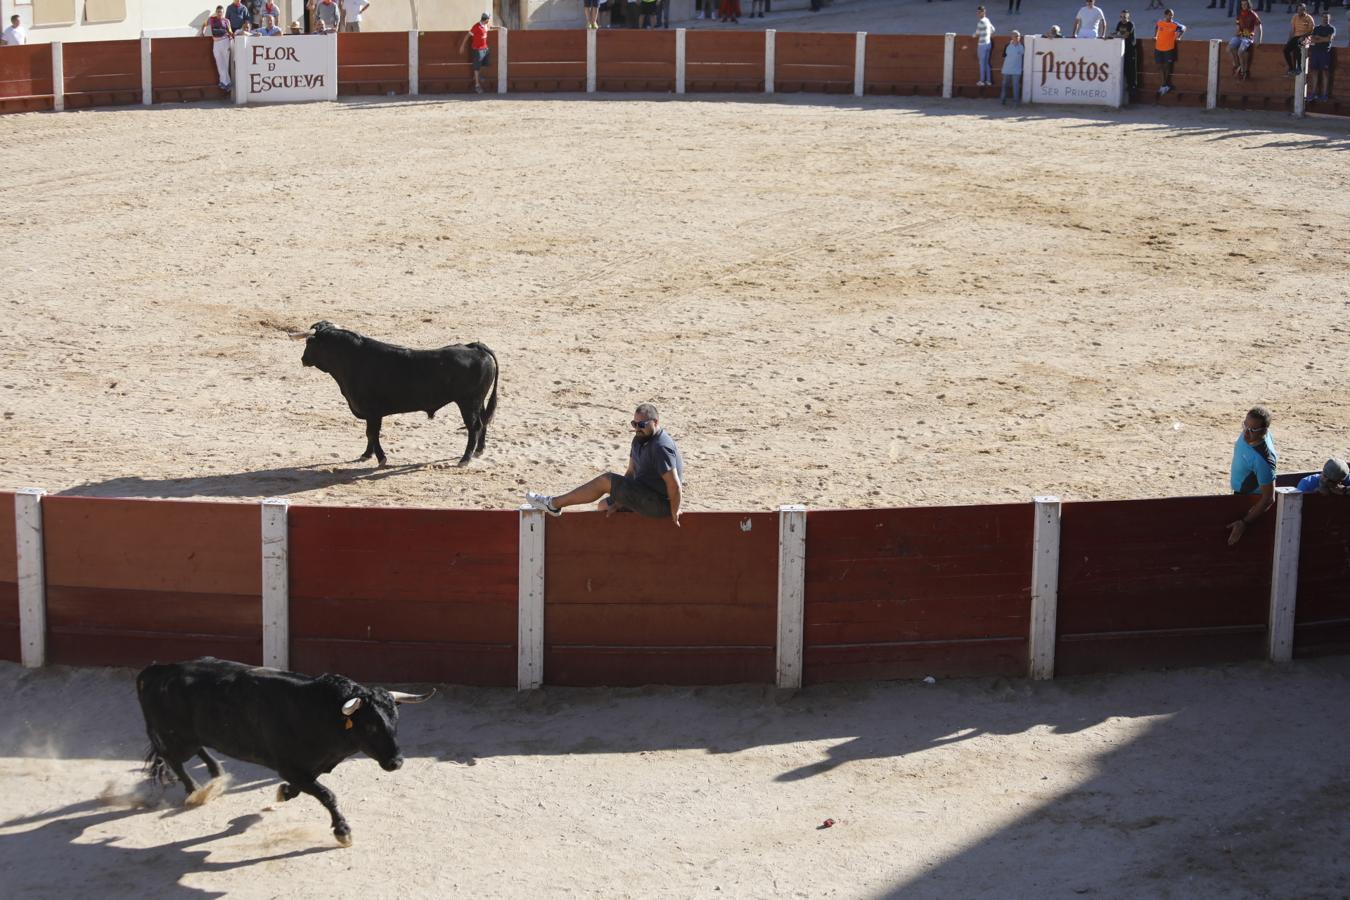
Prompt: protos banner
<box><xmin>1023</xmin><ymin>36</ymin><xmax>1124</xmax><ymax>108</ymax></box>
<box><xmin>232</xmin><ymin>34</ymin><xmax>338</xmax><ymax>105</ymax></box>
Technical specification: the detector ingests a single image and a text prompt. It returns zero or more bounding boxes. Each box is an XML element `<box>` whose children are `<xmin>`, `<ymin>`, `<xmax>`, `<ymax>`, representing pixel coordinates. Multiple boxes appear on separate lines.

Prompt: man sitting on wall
<box><xmin>1296</xmin><ymin>458</ymin><xmax>1350</xmax><ymax>494</ymax></box>
<box><xmin>1229</xmin><ymin>0</ymin><xmax>1264</xmax><ymax>80</ymax></box>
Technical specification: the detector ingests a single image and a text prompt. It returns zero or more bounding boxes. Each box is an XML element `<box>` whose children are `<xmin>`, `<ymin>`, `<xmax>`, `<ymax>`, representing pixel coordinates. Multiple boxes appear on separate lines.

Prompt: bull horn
<box><xmin>287</xmin><ymin>329</ymin><xmax>315</xmax><ymax>340</ymax></box>
<box><xmin>341</xmin><ymin>697</ymin><xmax>363</xmax><ymax>716</ymax></box>
<box><xmin>389</xmin><ymin>689</ymin><xmax>435</xmax><ymax>705</ymax></box>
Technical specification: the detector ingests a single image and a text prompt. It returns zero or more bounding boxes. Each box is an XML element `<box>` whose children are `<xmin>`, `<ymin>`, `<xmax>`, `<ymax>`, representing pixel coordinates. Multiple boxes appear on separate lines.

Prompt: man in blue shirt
<box><xmin>527</xmin><ymin>403</ymin><xmax>685</xmax><ymax>527</ymax></box>
<box><xmin>1296</xmin><ymin>457</ymin><xmax>1349</xmax><ymax>495</ymax></box>
<box><xmin>1227</xmin><ymin>405</ymin><xmax>1276</xmax><ymax>545</ymax></box>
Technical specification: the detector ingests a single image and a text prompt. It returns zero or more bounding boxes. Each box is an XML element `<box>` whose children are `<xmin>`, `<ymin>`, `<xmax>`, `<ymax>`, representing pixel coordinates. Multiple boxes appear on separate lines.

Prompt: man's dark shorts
<box><xmin>583</xmin><ymin>0</ymin><xmax>599</xmax><ymax>6</ymax></box>
<box><xmin>607</xmin><ymin>472</ymin><xmax>671</xmax><ymax>519</ymax></box>
<box><xmin>472</xmin><ymin>48</ymin><xmax>491</xmax><ymax>70</ymax></box>
<box><xmin>1154</xmin><ymin>48</ymin><xmax>1177</xmax><ymax>66</ymax></box>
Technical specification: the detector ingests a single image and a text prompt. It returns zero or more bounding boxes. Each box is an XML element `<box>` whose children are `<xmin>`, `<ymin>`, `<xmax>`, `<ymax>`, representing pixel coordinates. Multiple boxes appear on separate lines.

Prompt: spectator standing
<box><xmin>245</xmin><ymin>0</ymin><xmax>263</xmax><ymax>27</ymax></box>
<box><xmin>1227</xmin><ymin>406</ymin><xmax>1277</xmax><ymax>546</ymax></box>
<box><xmin>1112</xmin><ymin>9</ymin><xmax>1138</xmax><ymax>93</ymax></box>
<box><xmin>1296</xmin><ymin>458</ymin><xmax>1350</xmax><ymax>494</ymax></box>
<box><xmin>526</xmin><ymin>403</ymin><xmax>685</xmax><ymax>528</ymax></box>
<box><xmin>2</xmin><ymin>14</ymin><xmax>27</xmax><ymax>44</ymax></box>
<box><xmin>224</xmin><ymin>0</ymin><xmax>250</xmax><ymax>34</ymax></box>
<box><xmin>640</xmin><ymin>0</ymin><xmax>659</xmax><ymax>27</ymax></box>
<box><xmin>202</xmin><ymin>6</ymin><xmax>234</xmax><ymax>91</ymax></box>
<box><xmin>974</xmin><ymin>6</ymin><xmax>996</xmax><ymax>86</ymax></box>
<box><xmin>311</xmin><ymin>0</ymin><xmax>340</xmax><ymax>33</ymax></box>
<box><xmin>260</xmin><ymin>0</ymin><xmax>282</xmax><ymax>28</ymax></box>
<box><xmin>1307</xmin><ymin>12</ymin><xmax>1335</xmax><ymax>98</ymax></box>
<box><xmin>583</xmin><ymin>0</ymin><xmax>600</xmax><ymax>29</ymax></box>
<box><xmin>751</xmin><ymin>0</ymin><xmax>767</xmax><ymax>18</ymax></box>
<box><xmin>1153</xmin><ymin>9</ymin><xmax>1185</xmax><ymax>94</ymax></box>
<box><xmin>1074</xmin><ymin>0</ymin><xmax>1107</xmax><ymax>38</ymax></box>
<box><xmin>258</xmin><ymin>14</ymin><xmax>282</xmax><ymax>34</ymax></box>
<box><xmin>718</xmin><ymin>0</ymin><xmax>742</xmax><ymax>23</ymax></box>
<box><xmin>340</xmin><ymin>0</ymin><xmax>370</xmax><ymax>32</ymax></box>
<box><xmin>459</xmin><ymin>12</ymin><xmax>493</xmax><ymax>93</ymax></box>
<box><xmin>1229</xmin><ymin>0</ymin><xmax>1263</xmax><ymax>80</ymax></box>
<box><xmin>1000</xmin><ymin>30</ymin><xmax>1025</xmax><ymax>104</ymax></box>
<box><xmin>1284</xmin><ymin>4</ymin><xmax>1315</xmax><ymax>73</ymax></box>
<box><xmin>658</xmin><ymin>0</ymin><xmax>671</xmax><ymax>26</ymax></box>
<box><xmin>1008</xmin><ymin>0</ymin><xmax>1022</xmax><ymax>14</ymax></box>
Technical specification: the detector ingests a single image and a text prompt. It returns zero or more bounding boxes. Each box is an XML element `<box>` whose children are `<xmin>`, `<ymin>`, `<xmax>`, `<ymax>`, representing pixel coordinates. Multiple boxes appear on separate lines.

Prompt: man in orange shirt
<box><xmin>1153</xmin><ymin>9</ymin><xmax>1185</xmax><ymax>95</ymax></box>
<box><xmin>1228</xmin><ymin>0</ymin><xmax>1263</xmax><ymax>80</ymax></box>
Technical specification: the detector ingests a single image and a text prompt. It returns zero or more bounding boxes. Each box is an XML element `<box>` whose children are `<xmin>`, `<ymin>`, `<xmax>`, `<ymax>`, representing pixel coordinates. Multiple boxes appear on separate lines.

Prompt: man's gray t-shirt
<box><xmin>313</xmin><ymin>0</ymin><xmax>339</xmax><ymax>28</ymax></box>
<box><xmin>631</xmin><ymin>429</ymin><xmax>684</xmax><ymax>496</ymax></box>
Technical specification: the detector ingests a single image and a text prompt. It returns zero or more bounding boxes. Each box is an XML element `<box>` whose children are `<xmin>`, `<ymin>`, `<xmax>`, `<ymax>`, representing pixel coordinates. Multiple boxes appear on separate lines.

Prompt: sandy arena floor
<box><xmin>3</xmin><ymin>97</ymin><xmax>1350</xmax><ymax>511</ymax></box>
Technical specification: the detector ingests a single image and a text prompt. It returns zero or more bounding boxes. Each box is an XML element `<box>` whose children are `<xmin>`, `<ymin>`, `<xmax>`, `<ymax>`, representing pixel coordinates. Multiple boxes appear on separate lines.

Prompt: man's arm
<box><xmin>1227</xmin><ymin>481</ymin><xmax>1275</xmax><ymax>545</ymax></box>
<box><xmin>459</xmin><ymin>29</ymin><xmax>471</xmax><ymax>53</ymax></box>
<box><xmin>1074</xmin><ymin>15</ymin><xmax>1082</xmax><ymax>34</ymax></box>
<box><xmin>662</xmin><ymin>468</ymin><xmax>682</xmax><ymax>527</ymax></box>
<box><xmin>1256</xmin><ymin>22</ymin><xmax>1263</xmax><ymax>43</ymax></box>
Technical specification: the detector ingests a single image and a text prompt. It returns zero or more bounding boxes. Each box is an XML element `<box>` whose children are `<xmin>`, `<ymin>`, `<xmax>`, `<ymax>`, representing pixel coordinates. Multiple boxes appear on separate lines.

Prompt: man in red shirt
<box><xmin>458</xmin><ymin>12</ymin><xmax>493</xmax><ymax>94</ymax></box>
<box><xmin>1228</xmin><ymin>0</ymin><xmax>1263</xmax><ymax>80</ymax></box>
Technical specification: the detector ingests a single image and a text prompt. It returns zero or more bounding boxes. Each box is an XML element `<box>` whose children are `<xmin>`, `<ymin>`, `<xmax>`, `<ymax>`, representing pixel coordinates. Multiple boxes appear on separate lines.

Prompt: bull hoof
<box><xmin>456</xmin><ymin>459</ymin><xmax>471</xmax><ymax>468</ymax></box>
<box><xmin>335</xmin><ymin>830</ymin><xmax>353</xmax><ymax>848</ymax></box>
<box><xmin>357</xmin><ymin>453</ymin><xmax>372</xmax><ymax>462</ymax></box>
<box><xmin>185</xmin><ymin>778</ymin><xmax>225</xmax><ymax>808</ymax></box>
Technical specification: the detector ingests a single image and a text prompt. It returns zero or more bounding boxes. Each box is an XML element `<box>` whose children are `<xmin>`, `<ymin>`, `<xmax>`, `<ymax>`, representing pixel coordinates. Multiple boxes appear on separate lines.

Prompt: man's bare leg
<box><xmin>551</xmin><ymin>474</ymin><xmax>616</xmax><ymax>509</ymax></box>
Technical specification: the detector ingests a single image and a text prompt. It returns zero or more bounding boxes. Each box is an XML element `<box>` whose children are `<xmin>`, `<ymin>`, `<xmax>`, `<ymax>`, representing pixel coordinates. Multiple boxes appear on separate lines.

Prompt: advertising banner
<box><xmin>1023</xmin><ymin>36</ymin><xmax>1124</xmax><ymax>108</ymax></box>
<box><xmin>233</xmin><ymin>34</ymin><xmax>338</xmax><ymax>104</ymax></box>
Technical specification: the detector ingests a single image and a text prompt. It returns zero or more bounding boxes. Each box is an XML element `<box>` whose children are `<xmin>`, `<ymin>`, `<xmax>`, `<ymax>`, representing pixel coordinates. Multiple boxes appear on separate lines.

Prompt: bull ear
<box><xmin>341</xmin><ymin>697</ymin><xmax>363</xmax><ymax>716</ymax></box>
<box><xmin>389</xmin><ymin>689</ymin><xmax>435</xmax><ymax>705</ymax></box>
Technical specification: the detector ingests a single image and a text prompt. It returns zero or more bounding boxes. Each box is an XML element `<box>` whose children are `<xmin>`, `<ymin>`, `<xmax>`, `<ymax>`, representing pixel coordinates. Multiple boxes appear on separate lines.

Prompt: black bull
<box><xmin>293</xmin><ymin>320</ymin><xmax>499</xmax><ymax>467</ymax></box>
<box><xmin>137</xmin><ymin>657</ymin><xmax>432</xmax><ymax>846</ymax></box>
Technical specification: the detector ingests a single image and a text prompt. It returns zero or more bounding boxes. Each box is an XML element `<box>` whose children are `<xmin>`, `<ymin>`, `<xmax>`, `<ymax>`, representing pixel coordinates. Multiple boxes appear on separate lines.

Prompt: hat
<box><xmin>1320</xmin><ymin>457</ymin><xmax>1348</xmax><ymax>489</ymax></box>
<box><xmin>481</xmin><ymin>11</ymin><xmax>491</xmax><ymax>19</ymax></box>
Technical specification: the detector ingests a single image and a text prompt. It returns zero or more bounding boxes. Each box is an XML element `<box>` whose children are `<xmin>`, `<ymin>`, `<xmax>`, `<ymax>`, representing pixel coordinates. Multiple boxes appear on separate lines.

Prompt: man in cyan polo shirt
<box><xmin>1227</xmin><ymin>405</ymin><xmax>1276</xmax><ymax>545</ymax></box>
<box><xmin>527</xmin><ymin>402</ymin><xmax>685</xmax><ymax>527</ymax></box>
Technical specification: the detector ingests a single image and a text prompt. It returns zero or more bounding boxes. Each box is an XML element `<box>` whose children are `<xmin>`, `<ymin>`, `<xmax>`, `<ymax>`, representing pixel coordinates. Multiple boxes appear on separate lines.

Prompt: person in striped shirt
<box><xmin>973</xmin><ymin>6</ymin><xmax>996</xmax><ymax>86</ymax></box>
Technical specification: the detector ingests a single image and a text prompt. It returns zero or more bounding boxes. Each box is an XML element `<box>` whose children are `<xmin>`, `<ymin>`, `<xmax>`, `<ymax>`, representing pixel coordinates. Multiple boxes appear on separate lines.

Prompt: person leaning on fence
<box><xmin>1296</xmin><ymin>457</ymin><xmax>1350</xmax><ymax>494</ymax></box>
<box><xmin>289</xmin><ymin>19</ymin><xmax>305</xmax><ymax>33</ymax></box>
<box><xmin>1044</xmin><ymin>25</ymin><xmax>1064</xmax><ymax>37</ymax></box>
<box><xmin>225</xmin><ymin>0</ymin><xmax>250</xmax><ymax>34</ymax></box>
<box><xmin>1073</xmin><ymin>0</ymin><xmax>1107</xmax><ymax>37</ymax></box>
<box><xmin>310</xmin><ymin>0</ymin><xmax>340</xmax><ymax>33</ymax></box>
<box><xmin>1306</xmin><ymin>12</ymin><xmax>1335</xmax><ymax>100</ymax></box>
<box><xmin>1227</xmin><ymin>405</ymin><xmax>1277</xmax><ymax>546</ymax></box>
<box><xmin>258</xmin><ymin>14</ymin><xmax>282</xmax><ymax>35</ymax></box>
<box><xmin>974</xmin><ymin>6</ymin><xmax>996</xmax><ymax>86</ymax></box>
<box><xmin>2</xmin><ymin>14</ymin><xmax>27</xmax><ymax>45</ymax></box>
<box><xmin>1229</xmin><ymin>0</ymin><xmax>1264</xmax><ymax>81</ymax></box>
<box><xmin>1111</xmin><ymin>9</ymin><xmax>1139</xmax><ymax>93</ymax></box>
<box><xmin>1153</xmin><ymin>9</ymin><xmax>1185</xmax><ymax>95</ymax></box>
<box><xmin>1284</xmin><ymin>3</ymin><xmax>1315</xmax><ymax>74</ymax></box>
<box><xmin>526</xmin><ymin>403</ymin><xmax>685</xmax><ymax>528</ymax></box>
<box><xmin>1000</xmin><ymin>30</ymin><xmax>1025</xmax><ymax>105</ymax></box>
<box><xmin>460</xmin><ymin>12</ymin><xmax>493</xmax><ymax>93</ymax></box>
<box><xmin>203</xmin><ymin>6</ymin><xmax>234</xmax><ymax>92</ymax></box>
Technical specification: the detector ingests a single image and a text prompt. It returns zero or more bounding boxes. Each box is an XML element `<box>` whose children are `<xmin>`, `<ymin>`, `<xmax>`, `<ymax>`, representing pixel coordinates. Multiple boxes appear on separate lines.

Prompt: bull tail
<box><xmin>143</xmin><ymin>733</ymin><xmax>174</xmax><ymax>786</ymax></box>
<box><xmin>469</xmin><ymin>342</ymin><xmax>499</xmax><ymax>425</ymax></box>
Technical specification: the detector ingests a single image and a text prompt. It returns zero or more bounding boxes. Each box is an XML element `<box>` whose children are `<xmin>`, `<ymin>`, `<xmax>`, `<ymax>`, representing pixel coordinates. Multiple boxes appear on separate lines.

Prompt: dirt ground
<box><xmin>1</xmin><ymin>659</ymin><xmax>1348</xmax><ymax>898</ymax></box>
<box><xmin>3</xmin><ymin>97</ymin><xmax>1350</xmax><ymax>512</ymax></box>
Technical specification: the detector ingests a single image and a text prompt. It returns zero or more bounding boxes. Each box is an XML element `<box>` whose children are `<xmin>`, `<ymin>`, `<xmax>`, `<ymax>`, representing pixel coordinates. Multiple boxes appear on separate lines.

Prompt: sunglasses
<box><xmin>631</xmin><ymin>419</ymin><xmax>653</xmax><ymax>429</ymax></box>
<box><xmin>1242</xmin><ymin>425</ymin><xmax>1267</xmax><ymax>435</ymax></box>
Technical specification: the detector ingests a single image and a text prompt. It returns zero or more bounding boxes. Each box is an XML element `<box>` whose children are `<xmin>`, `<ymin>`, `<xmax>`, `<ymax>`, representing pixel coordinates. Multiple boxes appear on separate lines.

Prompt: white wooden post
<box><xmin>586</xmin><ymin>25</ymin><xmax>596</xmax><ymax>93</ymax></box>
<box><xmin>233</xmin><ymin>35</ymin><xmax>248</xmax><ymax>105</ymax></box>
<box><xmin>51</xmin><ymin>42</ymin><xmax>64</xmax><ymax>111</ymax></box>
<box><xmin>942</xmin><ymin>32</ymin><xmax>955</xmax><ymax>100</ymax></box>
<box><xmin>1022</xmin><ymin>35</ymin><xmax>1035</xmax><ymax>105</ymax></box>
<box><xmin>15</xmin><ymin>488</ymin><xmax>47</xmax><ymax>669</ymax></box>
<box><xmin>675</xmin><ymin>27</ymin><xmax>686</xmax><ymax>94</ymax></box>
<box><xmin>776</xmin><ymin>505</ymin><xmax>807</xmax><ymax>689</ymax></box>
<box><xmin>1293</xmin><ymin>45</ymin><xmax>1306</xmax><ymax>118</ymax></box>
<box><xmin>1268</xmin><ymin>487</ymin><xmax>1302</xmax><ymax>663</ymax></box>
<box><xmin>517</xmin><ymin>506</ymin><xmax>545</xmax><ymax>690</ymax></box>
<box><xmin>408</xmin><ymin>29</ymin><xmax>419</xmax><ymax>96</ymax></box>
<box><xmin>853</xmin><ymin>31</ymin><xmax>866</xmax><ymax>98</ymax></box>
<box><xmin>1206</xmin><ymin>39</ymin><xmax>1220</xmax><ymax>110</ymax></box>
<box><xmin>261</xmin><ymin>498</ymin><xmax>290</xmax><ymax>669</ymax></box>
<box><xmin>1028</xmin><ymin>496</ymin><xmax>1061</xmax><ymax>680</ymax></box>
<box><xmin>497</xmin><ymin>26</ymin><xmax>508</xmax><ymax>94</ymax></box>
<box><xmin>764</xmin><ymin>29</ymin><xmax>775</xmax><ymax>94</ymax></box>
<box><xmin>140</xmin><ymin>35</ymin><xmax>153</xmax><ymax>106</ymax></box>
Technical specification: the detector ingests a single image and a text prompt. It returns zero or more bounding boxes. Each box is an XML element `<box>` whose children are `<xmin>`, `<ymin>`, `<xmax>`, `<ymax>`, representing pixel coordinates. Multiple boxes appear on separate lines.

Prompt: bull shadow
<box><xmin>56</xmin><ymin>459</ymin><xmax>464</xmax><ymax>500</ymax></box>
<box><xmin>0</xmin><ymin>806</ymin><xmax>332</xmax><ymax>899</ymax></box>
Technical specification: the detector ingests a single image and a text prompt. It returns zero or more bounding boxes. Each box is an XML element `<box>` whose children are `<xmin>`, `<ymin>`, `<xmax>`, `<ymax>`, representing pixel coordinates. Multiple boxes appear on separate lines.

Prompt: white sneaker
<box><xmin>525</xmin><ymin>491</ymin><xmax>562</xmax><ymax>517</ymax></box>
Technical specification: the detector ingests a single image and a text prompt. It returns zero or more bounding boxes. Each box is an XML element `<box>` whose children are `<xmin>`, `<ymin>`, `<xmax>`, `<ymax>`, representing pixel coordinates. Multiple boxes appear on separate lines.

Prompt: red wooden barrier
<box><xmin>804</xmin><ymin>505</ymin><xmax>1033</xmax><ymax>683</ymax></box>
<box><xmin>1215</xmin><ymin>43</ymin><xmax>1289</xmax><ymax>112</ymax></box>
<box><xmin>151</xmin><ymin>36</ymin><xmax>223</xmax><ymax>103</ymax></box>
<box><xmin>596</xmin><ymin>29</ymin><xmax>675</xmax><ymax>92</ymax></box>
<box><xmin>1131</xmin><ymin>38</ymin><xmax>1210</xmax><ymax>107</ymax></box>
<box><xmin>63</xmin><ymin>39</ymin><xmax>141</xmax><ymax>109</ymax></box>
<box><xmin>686</xmin><ymin>30</ymin><xmax>764</xmax><ymax>92</ymax></box>
<box><xmin>288</xmin><ymin>506</ymin><xmax>516</xmax><ymax>685</ymax></box>
<box><xmin>952</xmin><ymin>35</ymin><xmax>1005</xmax><ymax>101</ymax></box>
<box><xmin>0</xmin><ymin>43</ymin><xmax>55</xmax><ymax>113</ymax></box>
<box><xmin>544</xmin><ymin>512</ymin><xmax>777</xmax><ymax>685</ymax></box>
<box><xmin>1293</xmin><ymin>494</ymin><xmax>1350</xmax><ymax>657</ymax></box>
<box><xmin>864</xmin><ymin>34</ymin><xmax>944</xmax><ymax>96</ymax></box>
<box><xmin>419</xmin><ymin>30</ymin><xmax>499</xmax><ymax>94</ymax></box>
<box><xmin>508</xmin><ymin>29</ymin><xmax>585</xmax><ymax>92</ymax></box>
<box><xmin>775</xmin><ymin>31</ymin><xmax>854</xmax><ymax>94</ymax></box>
<box><xmin>338</xmin><ymin>31</ymin><xmax>408</xmax><ymax>96</ymax></box>
<box><xmin>0</xmin><ymin>493</ymin><xmax>17</xmax><ymax>663</ymax></box>
<box><xmin>1056</xmin><ymin>495</ymin><xmax>1273</xmax><ymax>674</ymax></box>
<box><xmin>41</xmin><ymin>496</ymin><xmax>262</xmax><ymax>667</ymax></box>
